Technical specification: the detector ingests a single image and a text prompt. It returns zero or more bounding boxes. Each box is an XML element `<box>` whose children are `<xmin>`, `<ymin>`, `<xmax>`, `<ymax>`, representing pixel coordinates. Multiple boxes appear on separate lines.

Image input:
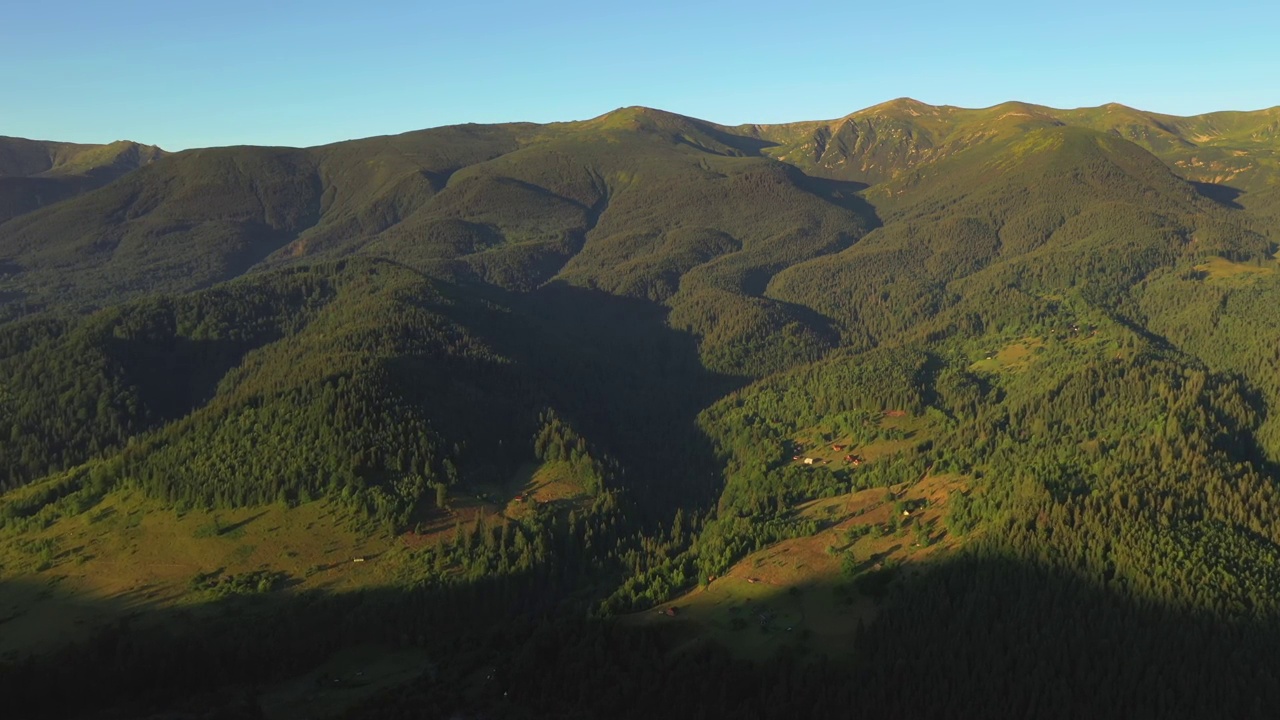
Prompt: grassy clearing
<box><xmin>969</xmin><ymin>336</ymin><xmax>1047</xmax><ymax>374</ymax></box>
<box><xmin>404</xmin><ymin>459</ymin><xmax>580</xmax><ymax>544</ymax></box>
<box><xmin>789</xmin><ymin>412</ymin><xmax>933</xmax><ymax>468</ymax></box>
<box><xmin>969</xmin><ymin>325</ymin><xmax>1122</xmax><ymax>377</ymax></box>
<box><xmin>1193</xmin><ymin>256</ymin><xmax>1276</xmax><ymax>284</ymax></box>
<box><xmin>630</xmin><ymin>474</ymin><xmax>969</xmax><ymax>661</ymax></box>
<box><xmin>0</xmin><ymin>465</ymin><xmax>592</xmax><ymax>712</ymax></box>
<box><xmin>499</xmin><ymin>460</ymin><xmax>592</xmax><ymax>517</ymax></box>
<box><xmin>0</xmin><ymin>489</ymin><xmax>407</xmax><ymax>658</ymax></box>
<box><xmin>415</xmin><ymin>459</ymin><xmax>596</xmax><ymax>542</ymax></box>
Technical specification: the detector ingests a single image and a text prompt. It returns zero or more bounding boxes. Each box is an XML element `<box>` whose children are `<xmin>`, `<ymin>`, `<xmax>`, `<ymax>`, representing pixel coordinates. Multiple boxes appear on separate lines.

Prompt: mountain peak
<box><xmin>590</xmin><ymin>105</ymin><xmax>694</xmax><ymax>128</ymax></box>
<box><xmin>854</xmin><ymin>97</ymin><xmax>941</xmax><ymax>118</ymax></box>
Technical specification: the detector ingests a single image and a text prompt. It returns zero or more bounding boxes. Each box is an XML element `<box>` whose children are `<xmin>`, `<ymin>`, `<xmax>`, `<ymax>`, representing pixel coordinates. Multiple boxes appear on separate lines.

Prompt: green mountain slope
<box><xmin>1</xmin><ymin>109</ymin><xmax>878</xmax><ymax>372</ymax></box>
<box><xmin>767</xmin><ymin>124</ymin><xmax>1267</xmax><ymax>351</ymax></box>
<box><xmin>743</xmin><ymin>98</ymin><xmax>1279</xmax><ymax>189</ymax></box>
<box><xmin>4</xmin><ymin>99</ymin><xmax>1280</xmax><ymax>718</ymax></box>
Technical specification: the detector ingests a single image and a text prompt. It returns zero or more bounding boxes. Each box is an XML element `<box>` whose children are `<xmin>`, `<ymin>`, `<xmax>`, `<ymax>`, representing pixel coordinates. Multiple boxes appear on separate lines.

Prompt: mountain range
<box><xmin>2</xmin><ymin>99</ymin><xmax>1280</xmax><ymax>719</ymax></box>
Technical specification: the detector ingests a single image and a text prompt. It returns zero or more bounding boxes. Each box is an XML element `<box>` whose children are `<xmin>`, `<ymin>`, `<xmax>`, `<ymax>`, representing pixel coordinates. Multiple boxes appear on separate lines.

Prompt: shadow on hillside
<box><xmin>104</xmin><ymin>335</ymin><xmax>281</xmax><ymax>422</ymax></box>
<box><xmin>0</xmin><ymin>573</ymin><xmax>178</xmax><ymax>662</ymax></box>
<box><xmin>0</xmin><ymin>564</ymin><xmax>568</xmax><ymax>719</ymax></box>
<box><xmin>7</xmin><ymin>549</ymin><xmax>1280</xmax><ymax>718</ymax></box>
<box><xmin>458</xmin><ymin>554</ymin><xmax>1280</xmax><ymax>719</ymax></box>
<box><xmin>836</xmin><ymin>554</ymin><xmax>1280</xmax><ymax>718</ymax></box>
<box><xmin>0</xmin><ymin>176</ymin><xmax>93</xmax><ymax>225</ymax></box>
<box><xmin>435</xmin><ymin>281</ymin><xmax>746</xmax><ymax>517</ymax></box>
<box><xmin>697</xmin><ymin>124</ymin><xmax>780</xmax><ymax>157</ymax></box>
<box><xmin>792</xmin><ymin>173</ymin><xmax>880</xmax><ymax>228</ymax></box>
<box><xmin>1192</xmin><ymin>180</ymin><xmax>1245</xmax><ymax>210</ymax></box>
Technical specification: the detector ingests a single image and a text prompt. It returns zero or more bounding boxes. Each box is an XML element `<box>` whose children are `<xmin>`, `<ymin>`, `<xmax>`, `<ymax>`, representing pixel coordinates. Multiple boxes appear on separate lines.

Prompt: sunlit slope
<box><xmin>766</xmin><ymin>125</ymin><xmax>1267</xmax><ymax>348</ymax></box>
<box><xmin>0</xmin><ymin>136</ymin><xmax>164</xmax><ymax>224</ymax></box>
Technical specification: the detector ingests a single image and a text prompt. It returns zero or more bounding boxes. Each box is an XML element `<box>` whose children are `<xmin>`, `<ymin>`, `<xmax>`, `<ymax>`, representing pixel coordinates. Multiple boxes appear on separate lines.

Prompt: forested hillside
<box><xmin>3</xmin><ymin>99</ymin><xmax>1280</xmax><ymax>718</ymax></box>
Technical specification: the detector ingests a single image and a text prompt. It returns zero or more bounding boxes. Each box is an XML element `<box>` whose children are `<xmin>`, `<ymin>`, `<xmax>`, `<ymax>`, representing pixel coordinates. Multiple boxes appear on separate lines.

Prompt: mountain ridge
<box><xmin>0</xmin><ymin>136</ymin><xmax>165</xmax><ymax>178</ymax></box>
<box><xmin>0</xmin><ymin>136</ymin><xmax>166</xmax><ymax>226</ymax></box>
<box><xmin>4</xmin><ymin>96</ymin><xmax>1280</xmax><ymax>718</ymax></box>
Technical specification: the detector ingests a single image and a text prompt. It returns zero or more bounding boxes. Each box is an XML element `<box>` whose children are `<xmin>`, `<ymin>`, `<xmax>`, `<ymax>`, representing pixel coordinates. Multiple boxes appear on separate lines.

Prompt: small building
<box><xmin>803</xmin><ymin>457</ymin><xmax>816</xmax><ymax>465</ymax></box>
<box><xmin>664</xmin><ymin>606</ymin><xmax>679</xmax><ymax>617</ymax></box>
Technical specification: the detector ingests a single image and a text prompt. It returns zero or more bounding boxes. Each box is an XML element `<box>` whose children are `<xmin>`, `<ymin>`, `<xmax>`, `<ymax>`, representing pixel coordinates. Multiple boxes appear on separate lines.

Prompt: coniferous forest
<box><xmin>3</xmin><ymin>100</ymin><xmax>1280</xmax><ymax>718</ymax></box>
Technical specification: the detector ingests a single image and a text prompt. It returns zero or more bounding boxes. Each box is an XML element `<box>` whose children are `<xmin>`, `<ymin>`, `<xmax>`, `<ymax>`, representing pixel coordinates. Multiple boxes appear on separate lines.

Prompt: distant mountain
<box><xmin>0</xmin><ymin>136</ymin><xmax>165</xmax><ymax>178</ymax></box>
<box><xmin>0</xmin><ymin>136</ymin><xmax>164</xmax><ymax>225</ymax></box>
<box><xmin>737</xmin><ymin>98</ymin><xmax>1280</xmax><ymax>190</ymax></box>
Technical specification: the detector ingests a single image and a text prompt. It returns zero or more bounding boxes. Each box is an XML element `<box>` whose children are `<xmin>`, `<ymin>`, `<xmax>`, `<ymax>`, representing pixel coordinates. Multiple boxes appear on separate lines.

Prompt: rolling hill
<box><xmin>3</xmin><ymin>99</ymin><xmax>1280</xmax><ymax>718</ymax></box>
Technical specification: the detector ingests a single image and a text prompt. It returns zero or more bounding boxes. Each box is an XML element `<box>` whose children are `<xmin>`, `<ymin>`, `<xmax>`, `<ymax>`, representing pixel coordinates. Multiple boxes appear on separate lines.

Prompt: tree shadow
<box><xmin>1192</xmin><ymin>180</ymin><xmax>1245</xmax><ymax>210</ymax></box>
<box><xmin>216</xmin><ymin>511</ymin><xmax>268</xmax><ymax>537</ymax></box>
<box><xmin>104</xmin><ymin>335</ymin><xmax>282</xmax><ymax>423</ymax></box>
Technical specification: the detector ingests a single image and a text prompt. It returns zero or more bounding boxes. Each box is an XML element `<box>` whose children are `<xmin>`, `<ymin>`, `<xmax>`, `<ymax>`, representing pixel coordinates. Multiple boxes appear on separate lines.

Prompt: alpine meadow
<box><xmin>4</xmin><ymin>98</ymin><xmax>1280</xmax><ymax>718</ymax></box>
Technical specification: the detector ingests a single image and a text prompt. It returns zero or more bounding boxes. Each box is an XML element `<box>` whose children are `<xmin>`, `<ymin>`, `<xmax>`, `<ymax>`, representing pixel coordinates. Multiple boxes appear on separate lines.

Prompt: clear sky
<box><xmin>2</xmin><ymin>0</ymin><xmax>1277</xmax><ymax>150</ymax></box>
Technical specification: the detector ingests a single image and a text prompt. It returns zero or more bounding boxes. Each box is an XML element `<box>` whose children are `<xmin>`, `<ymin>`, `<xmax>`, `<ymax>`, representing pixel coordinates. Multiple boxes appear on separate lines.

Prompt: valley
<box><xmin>2</xmin><ymin>98</ymin><xmax>1280</xmax><ymax>718</ymax></box>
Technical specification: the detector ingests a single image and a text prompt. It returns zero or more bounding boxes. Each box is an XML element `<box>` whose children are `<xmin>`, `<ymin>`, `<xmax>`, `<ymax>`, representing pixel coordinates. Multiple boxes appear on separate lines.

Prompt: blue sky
<box><xmin>2</xmin><ymin>0</ymin><xmax>1276</xmax><ymax>150</ymax></box>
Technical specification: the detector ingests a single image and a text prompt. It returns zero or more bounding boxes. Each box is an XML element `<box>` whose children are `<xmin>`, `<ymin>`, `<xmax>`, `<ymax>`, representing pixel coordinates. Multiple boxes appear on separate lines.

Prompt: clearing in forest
<box><xmin>0</xmin><ymin>488</ymin><xmax>403</xmax><ymax>658</ymax></box>
<box><xmin>1192</xmin><ymin>256</ymin><xmax>1276</xmax><ymax>284</ymax></box>
<box><xmin>631</xmin><ymin>473</ymin><xmax>969</xmax><ymax>661</ymax></box>
<box><xmin>969</xmin><ymin>337</ymin><xmax>1047</xmax><ymax>374</ymax></box>
<box><xmin>790</xmin><ymin>411</ymin><xmax>933</xmax><ymax>468</ymax></box>
<box><xmin>500</xmin><ymin>460</ymin><xmax>593</xmax><ymax>513</ymax></box>
<box><xmin>406</xmin><ymin>458</ymin><xmax>596</xmax><ymax>547</ymax></box>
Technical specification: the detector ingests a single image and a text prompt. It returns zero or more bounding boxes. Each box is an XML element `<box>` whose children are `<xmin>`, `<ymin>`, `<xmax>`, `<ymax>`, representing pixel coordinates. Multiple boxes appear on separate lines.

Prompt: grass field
<box><xmin>1192</xmin><ymin>256</ymin><xmax>1276</xmax><ymax>284</ymax></box>
<box><xmin>789</xmin><ymin>411</ymin><xmax>934</xmax><ymax>469</ymax></box>
<box><xmin>497</xmin><ymin>460</ymin><xmax>592</xmax><ymax>517</ymax></box>
<box><xmin>0</xmin><ymin>457</ymin><xmax>597</xmax><ymax>660</ymax></box>
<box><xmin>0</xmin><ymin>456</ymin><xmax>602</xmax><ymax>718</ymax></box>
<box><xmin>968</xmin><ymin>322</ymin><xmax>1126</xmax><ymax>377</ymax></box>
<box><xmin>630</xmin><ymin>473</ymin><xmax>969</xmax><ymax>661</ymax></box>
<box><xmin>969</xmin><ymin>336</ymin><xmax>1047</xmax><ymax>374</ymax></box>
<box><xmin>0</xmin><ymin>489</ymin><xmax>412</xmax><ymax>658</ymax></box>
